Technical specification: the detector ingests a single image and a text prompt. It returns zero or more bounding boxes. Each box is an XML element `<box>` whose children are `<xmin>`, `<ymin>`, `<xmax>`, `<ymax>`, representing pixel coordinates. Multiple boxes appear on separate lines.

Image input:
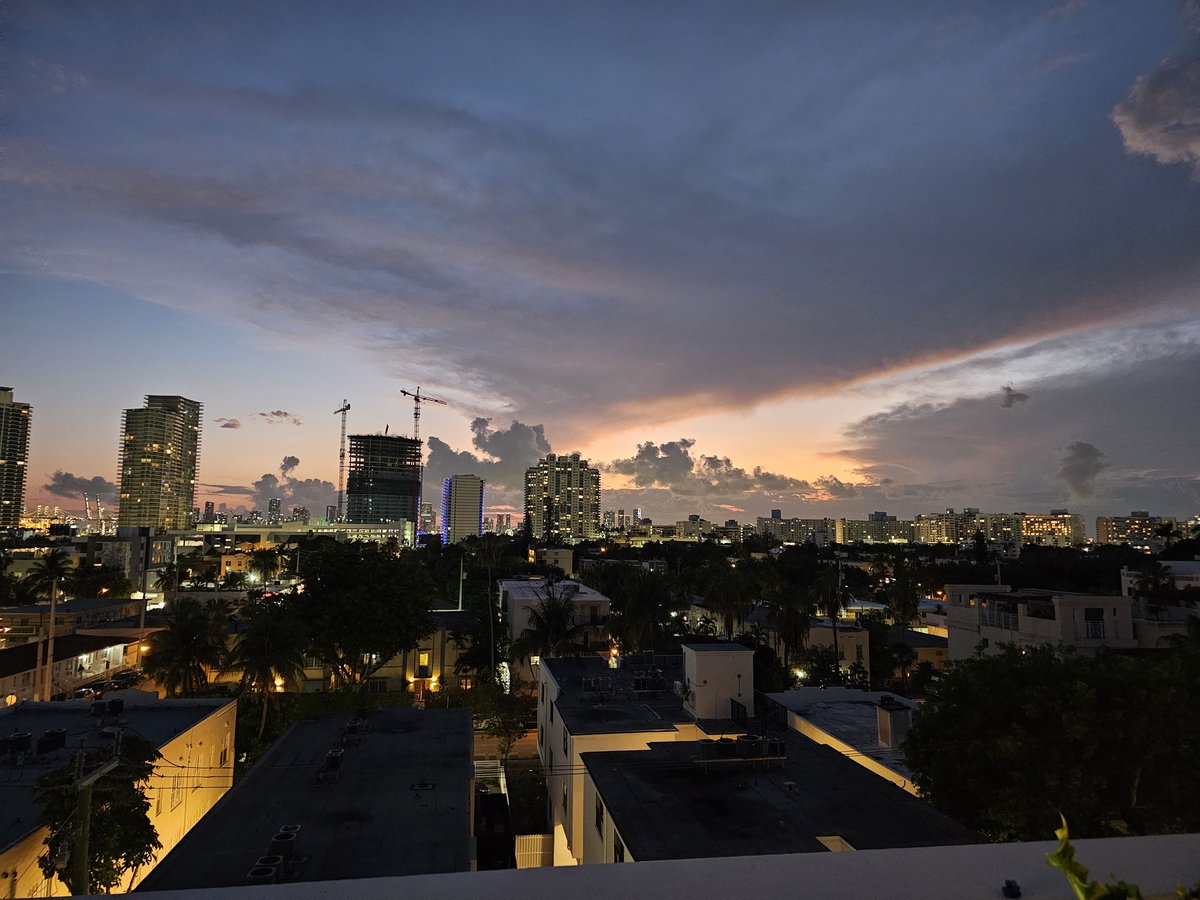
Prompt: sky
<box><xmin>3</xmin><ymin>0</ymin><xmax>1199</xmax><ymax>531</ymax></box>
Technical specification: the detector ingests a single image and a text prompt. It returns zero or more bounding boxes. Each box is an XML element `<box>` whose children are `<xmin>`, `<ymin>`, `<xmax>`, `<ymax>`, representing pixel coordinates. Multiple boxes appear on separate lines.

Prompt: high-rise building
<box><xmin>0</xmin><ymin>387</ymin><xmax>32</xmax><ymax>529</ymax></box>
<box><xmin>202</xmin><ymin>501</ymin><xmax>215</xmax><ymax>523</ymax></box>
<box><xmin>292</xmin><ymin>506</ymin><xmax>310</xmax><ymax>525</ymax></box>
<box><xmin>1096</xmin><ymin>512</ymin><xmax>1169</xmax><ymax>547</ymax></box>
<box><xmin>524</xmin><ymin>453</ymin><xmax>601</xmax><ymax>545</ymax></box>
<box><xmin>325</xmin><ymin>504</ymin><xmax>338</xmax><ymax>523</ymax></box>
<box><xmin>419</xmin><ymin>501</ymin><xmax>436</xmax><ymax>534</ymax></box>
<box><xmin>118</xmin><ymin>395</ymin><xmax>202</xmax><ymax>530</ymax></box>
<box><xmin>441</xmin><ymin>474</ymin><xmax>484</xmax><ymax>544</ymax></box>
<box><xmin>346</xmin><ymin>433</ymin><xmax>421</xmax><ymax>525</ymax></box>
<box><xmin>268</xmin><ymin>497</ymin><xmax>282</xmax><ymax>524</ymax></box>
<box><xmin>1022</xmin><ymin>511</ymin><xmax>1086</xmax><ymax>547</ymax></box>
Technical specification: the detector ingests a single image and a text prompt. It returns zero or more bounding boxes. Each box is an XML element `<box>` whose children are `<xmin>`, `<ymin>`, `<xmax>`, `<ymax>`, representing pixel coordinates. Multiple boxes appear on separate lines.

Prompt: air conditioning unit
<box><xmin>673</xmin><ymin>680</ymin><xmax>686</xmax><ymax>698</ymax></box>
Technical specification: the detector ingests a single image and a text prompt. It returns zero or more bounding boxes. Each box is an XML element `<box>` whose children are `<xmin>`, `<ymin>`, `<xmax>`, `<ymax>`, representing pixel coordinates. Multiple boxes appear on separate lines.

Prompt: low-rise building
<box><xmin>943</xmin><ymin>583</ymin><xmax>1195</xmax><ymax>659</ymax></box>
<box><xmin>580</xmin><ymin>732</ymin><xmax>976</xmax><ymax>864</ymax></box>
<box><xmin>501</xmin><ymin>578</ymin><xmax>611</xmax><ymax>683</ymax></box>
<box><xmin>138</xmin><ymin>707</ymin><xmax>473</xmax><ymax>891</ymax></box>
<box><xmin>0</xmin><ymin>692</ymin><xmax>236</xmax><ymax>897</ymax></box>
<box><xmin>538</xmin><ymin>645</ymin><xmax>754</xmax><ymax>866</ymax></box>
<box><xmin>0</xmin><ymin>597</ymin><xmax>146</xmax><ymax>648</ymax></box>
<box><xmin>0</xmin><ymin>634</ymin><xmax>134</xmax><ymax>703</ymax></box>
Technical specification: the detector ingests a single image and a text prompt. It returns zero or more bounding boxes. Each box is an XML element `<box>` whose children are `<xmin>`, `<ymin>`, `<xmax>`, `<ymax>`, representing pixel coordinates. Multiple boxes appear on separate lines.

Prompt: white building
<box><xmin>440</xmin><ymin>474</ymin><xmax>484</xmax><ymax>544</ymax></box>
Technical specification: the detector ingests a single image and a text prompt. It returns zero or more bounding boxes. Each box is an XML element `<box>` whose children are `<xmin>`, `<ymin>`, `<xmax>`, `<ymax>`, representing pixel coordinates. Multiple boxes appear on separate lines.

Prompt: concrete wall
<box><xmin>683</xmin><ymin>645</ymin><xmax>755</xmax><ymax>720</ymax></box>
<box><xmin>0</xmin><ymin>699</ymin><xmax>236</xmax><ymax>898</ymax></box>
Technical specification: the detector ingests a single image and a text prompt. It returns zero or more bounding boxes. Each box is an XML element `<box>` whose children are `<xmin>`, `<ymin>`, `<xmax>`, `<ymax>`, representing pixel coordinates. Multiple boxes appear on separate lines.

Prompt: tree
<box><xmin>904</xmin><ymin>643</ymin><xmax>1200</xmax><ymax>841</ymax></box>
<box><xmin>299</xmin><ymin>542</ymin><xmax>435</xmax><ymax>690</ymax></box>
<box><xmin>29</xmin><ymin>547</ymin><xmax>73</xmax><ymax>601</ymax></box>
<box><xmin>796</xmin><ymin>644</ymin><xmax>842</xmax><ymax>687</ymax></box>
<box><xmin>476</xmin><ymin>680</ymin><xmax>532</xmax><ymax>765</ymax></box>
<box><xmin>812</xmin><ymin>564</ymin><xmax>845</xmax><ymax>667</ymax></box>
<box><xmin>143</xmin><ymin>597</ymin><xmax>225</xmax><ymax>696</ymax></box>
<box><xmin>510</xmin><ymin>579</ymin><xmax>589</xmax><ymax>662</ymax></box>
<box><xmin>67</xmin><ymin>564</ymin><xmax>134</xmax><ymax>599</ymax></box>
<box><xmin>35</xmin><ymin>733</ymin><xmax>162</xmax><ymax>894</ymax></box>
<box><xmin>231</xmin><ymin>603</ymin><xmax>309</xmax><ymax>739</ymax></box>
<box><xmin>248</xmin><ymin>547</ymin><xmax>280</xmax><ymax>584</ymax></box>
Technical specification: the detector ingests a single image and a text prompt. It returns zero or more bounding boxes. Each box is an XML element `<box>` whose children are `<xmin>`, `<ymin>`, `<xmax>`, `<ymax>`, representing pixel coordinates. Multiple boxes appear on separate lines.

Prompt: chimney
<box><xmin>876</xmin><ymin>695</ymin><xmax>912</xmax><ymax>749</ymax></box>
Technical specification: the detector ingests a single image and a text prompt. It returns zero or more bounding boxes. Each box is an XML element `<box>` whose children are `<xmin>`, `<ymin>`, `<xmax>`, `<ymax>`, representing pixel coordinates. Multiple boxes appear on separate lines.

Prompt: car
<box><xmin>73</xmin><ymin>687</ymin><xmax>97</xmax><ymax>700</ymax></box>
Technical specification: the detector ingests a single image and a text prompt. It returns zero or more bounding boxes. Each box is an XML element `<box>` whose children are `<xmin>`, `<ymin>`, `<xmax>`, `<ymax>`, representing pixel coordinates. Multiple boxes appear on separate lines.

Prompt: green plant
<box><xmin>1047</xmin><ymin>816</ymin><xmax>1200</xmax><ymax>900</ymax></box>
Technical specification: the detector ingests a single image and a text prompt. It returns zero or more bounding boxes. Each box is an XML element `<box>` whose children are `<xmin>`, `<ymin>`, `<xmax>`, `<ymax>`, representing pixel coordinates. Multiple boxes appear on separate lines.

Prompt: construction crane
<box><xmin>399</xmin><ymin>386</ymin><xmax>446</xmax><ymax>443</ymax></box>
<box><xmin>334</xmin><ymin>400</ymin><xmax>351</xmax><ymax>522</ymax></box>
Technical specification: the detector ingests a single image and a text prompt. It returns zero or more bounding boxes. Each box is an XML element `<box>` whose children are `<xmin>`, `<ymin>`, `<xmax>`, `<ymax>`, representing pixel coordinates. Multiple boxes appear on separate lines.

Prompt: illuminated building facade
<box><xmin>117</xmin><ymin>395</ymin><xmax>202</xmax><ymax>530</ymax></box>
<box><xmin>0</xmin><ymin>387</ymin><xmax>31</xmax><ymax>529</ymax></box>
<box><xmin>524</xmin><ymin>453</ymin><xmax>601</xmax><ymax>544</ymax></box>
<box><xmin>441</xmin><ymin>474</ymin><xmax>484</xmax><ymax>544</ymax></box>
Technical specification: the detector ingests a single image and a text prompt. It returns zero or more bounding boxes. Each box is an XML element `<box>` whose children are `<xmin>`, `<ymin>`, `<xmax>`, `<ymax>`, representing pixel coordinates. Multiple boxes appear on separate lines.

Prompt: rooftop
<box><xmin>0</xmin><ymin>633</ymin><xmax>130</xmax><ymax>679</ymax></box>
<box><xmin>767</xmin><ymin>688</ymin><xmax>918</xmax><ymax>786</ymax></box>
<box><xmin>138</xmin><ymin>706</ymin><xmax>474</xmax><ymax>892</ymax></box>
<box><xmin>0</xmin><ymin>692</ymin><xmax>232</xmax><ymax>853</ymax></box>
<box><xmin>499</xmin><ymin>578</ymin><xmax>610</xmax><ymax>605</ymax></box>
<box><xmin>0</xmin><ymin>597</ymin><xmax>145</xmax><ymax>617</ymax></box>
<box><xmin>582</xmin><ymin>733</ymin><xmax>976</xmax><ymax>861</ymax></box>
<box><xmin>541</xmin><ymin>656</ymin><xmax>688</xmax><ymax>736</ymax></box>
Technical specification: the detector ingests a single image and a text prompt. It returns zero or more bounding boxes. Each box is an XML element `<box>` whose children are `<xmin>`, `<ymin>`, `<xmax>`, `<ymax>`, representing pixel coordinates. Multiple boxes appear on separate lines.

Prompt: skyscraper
<box><xmin>118</xmin><ymin>395</ymin><xmax>202</xmax><ymax>530</ymax></box>
<box><xmin>441</xmin><ymin>474</ymin><xmax>484</xmax><ymax>544</ymax></box>
<box><xmin>0</xmin><ymin>387</ymin><xmax>32</xmax><ymax>529</ymax></box>
<box><xmin>268</xmin><ymin>497</ymin><xmax>282</xmax><ymax>524</ymax></box>
<box><xmin>524</xmin><ymin>452</ymin><xmax>601</xmax><ymax>545</ymax></box>
<box><xmin>346</xmin><ymin>433</ymin><xmax>421</xmax><ymax>525</ymax></box>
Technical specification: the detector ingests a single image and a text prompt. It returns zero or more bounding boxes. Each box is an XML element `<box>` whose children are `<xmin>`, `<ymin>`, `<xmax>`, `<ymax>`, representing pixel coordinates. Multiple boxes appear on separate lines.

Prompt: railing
<box><xmin>474</xmin><ymin>759</ymin><xmax>508</xmax><ymax>797</ymax></box>
<box><xmin>1085</xmin><ymin>621</ymin><xmax>1106</xmax><ymax>640</ymax></box>
<box><xmin>981</xmin><ymin>609</ymin><xmax>1017</xmax><ymax>630</ymax></box>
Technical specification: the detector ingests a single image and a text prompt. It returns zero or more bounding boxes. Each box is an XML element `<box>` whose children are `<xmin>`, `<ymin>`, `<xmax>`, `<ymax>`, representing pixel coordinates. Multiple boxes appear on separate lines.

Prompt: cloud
<box><xmin>1057</xmin><ymin>441</ymin><xmax>1109</xmax><ymax>498</ymax></box>
<box><xmin>215</xmin><ymin>417</ymin><xmax>242</xmax><ymax>429</ymax></box>
<box><xmin>255</xmin><ymin>410</ymin><xmax>303</xmax><ymax>426</ymax></box>
<box><xmin>1113</xmin><ymin>10</ymin><xmax>1200</xmax><ymax>176</ymax></box>
<box><xmin>42</xmin><ymin>471</ymin><xmax>117</xmax><ymax>504</ymax></box>
<box><xmin>423</xmin><ymin>418</ymin><xmax>554</xmax><ymax>505</ymax></box>
<box><xmin>604</xmin><ymin>439</ymin><xmax>855</xmax><ymax>502</ymax></box>
<box><xmin>250</xmin><ymin>456</ymin><xmax>335</xmax><ymax>513</ymax></box>
<box><xmin>999</xmin><ymin>385</ymin><xmax>1029</xmax><ymax>408</ymax></box>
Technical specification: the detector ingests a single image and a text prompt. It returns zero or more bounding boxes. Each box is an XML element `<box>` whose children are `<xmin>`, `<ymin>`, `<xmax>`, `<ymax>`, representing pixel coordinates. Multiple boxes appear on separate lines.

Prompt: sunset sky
<box><xmin>3</xmin><ymin>1</ymin><xmax>1199</xmax><ymax>529</ymax></box>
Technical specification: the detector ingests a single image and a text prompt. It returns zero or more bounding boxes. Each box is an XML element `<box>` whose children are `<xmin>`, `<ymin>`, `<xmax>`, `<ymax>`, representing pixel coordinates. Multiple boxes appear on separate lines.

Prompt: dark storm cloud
<box><xmin>280</xmin><ymin>455</ymin><xmax>300</xmax><ymax>477</ymax></box>
<box><xmin>423</xmin><ymin>419</ymin><xmax>554</xmax><ymax>499</ymax></box>
<box><xmin>5</xmin><ymin>2</ymin><xmax>1200</xmax><ymax>440</ymax></box>
<box><xmin>840</xmin><ymin>342</ymin><xmax>1200</xmax><ymax>516</ymax></box>
<box><xmin>255</xmin><ymin>410</ymin><xmax>303</xmax><ymax>426</ymax></box>
<box><xmin>1057</xmin><ymin>441</ymin><xmax>1109</xmax><ymax>497</ymax></box>
<box><xmin>1113</xmin><ymin>2</ymin><xmax>1200</xmax><ymax>175</ymax></box>
<box><xmin>604</xmin><ymin>439</ymin><xmax>855</xmax><ymax>501</ymax></box>
<box><xmin>197</xmin><ymin>482</ymin><xmax>253</xmax><ymax>496</ymax></box>
<box><xmin>42</xmin><ymin>471</ymin><xmax>117</xmax><ymax>504</ymax></box>
<box><xmin>215</xmin><ymin>417</ymin><xmax>242</xmax><ymax>429</ymax></box>
<box><xmin>1000</xmin><ymin>386</ymin><xmax>1029</xmax><ymax>408</ymax></box>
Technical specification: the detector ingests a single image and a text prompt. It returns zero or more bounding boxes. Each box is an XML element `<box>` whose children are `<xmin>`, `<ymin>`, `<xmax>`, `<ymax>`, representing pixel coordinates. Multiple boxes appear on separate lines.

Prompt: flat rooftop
<box><xmin>0</xmin><ymin>693</ymin><xmax>232</xmax><ymax>854</ymax></box>
<box><xmin>0</xmin><ymin>633</ymin><xmax>130</xmax><ymax>679</ymax></box>
<box><xmin>582</xmin><ymin>734</ymin><xmax>977</xmax><ymax>861</ymax></box>
<box><xmin>0</xmin><ymin>597</ymin><xmax>145</xmax><ymax>616</ymax></box>
<box><xmin>768</xmin><ymin>688</ymin><xmax>918</xmax><ymax>784</ymax></box>
<box><xmin>499</xmin><ymin>578</ymin><xmax>610</xmax><ymax>604</ymax></box>
<box><xmin>542</xmin><ymin>656</ymin><xmax>690</xmax><ymax>736</ymax></box>
<box><xmin>138</xmin><ymin>706</ymin><xmax>474</xmax><ymax>892</ymax></box>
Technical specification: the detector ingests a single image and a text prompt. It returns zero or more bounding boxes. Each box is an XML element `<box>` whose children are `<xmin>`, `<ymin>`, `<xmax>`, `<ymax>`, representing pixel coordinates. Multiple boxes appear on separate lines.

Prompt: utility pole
<box><xmin>43</xmin><ymin>578</ymin><xmax>59</xmax><ymax>702</ymax></box>
<box><xmin>70</xmin><ymin>752</ymin><xmax>120</xmax><ymax>893</ymax></box>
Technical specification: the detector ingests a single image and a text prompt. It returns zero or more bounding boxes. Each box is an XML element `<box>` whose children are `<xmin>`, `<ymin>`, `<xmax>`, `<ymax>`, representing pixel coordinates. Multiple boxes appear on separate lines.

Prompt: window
<box><xmin>855</xmin><ymin>645</ymin><xmax>864</xmax><ymax>661</ymax></box>
<box><xmin>170</xmin><ymin>774</ymin><xmax>183</xmax><ymax>810</ymax></box>
<box><xmin>549</xmin><ymin>703</ymin><xmax>554</xmax><ymax>724</ymax></box>
<box><xmin>562</xmin><ymin>781</ymin><xmax>567</xmax><ymax>816</ymax></box>
<box><xmin>219</xmin><ymin>736</ymin><xmax>229</xmax><ymax>768</ymax></box>
<box><xmin>562</xmin><ymin>728</ymin><xmax>569</xmax><ymax>758</ymax></box>
<box><xmin>595</xmin><ymin>794</ymin><xmax>604</xmax><ymax>834</ymax></box>
<box><xmin>614</xmin><ymin>833</ymin><xmax>625</xmax><ymax>863</ymax></box>
<box><xmin>417</xmin><ymin>651</ymin><xmax>431</xmax><ymax>679</ymax></box>
<box><xmin>459</xmin><ymin>676</ymin><xmax>473</xmax><ymax>690</ymax></box>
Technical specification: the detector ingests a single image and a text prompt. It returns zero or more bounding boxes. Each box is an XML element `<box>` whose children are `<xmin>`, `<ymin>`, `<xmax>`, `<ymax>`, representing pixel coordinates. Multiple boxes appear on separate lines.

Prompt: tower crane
<box><xmin>399</xmin><ymin>387</ymin><xmax>446</xmax><ymax>443</ymax></box>
<box><xmin>334</xmin><ymin>400</ymin><xmax>351</xmax><ymax>522</ymax></box>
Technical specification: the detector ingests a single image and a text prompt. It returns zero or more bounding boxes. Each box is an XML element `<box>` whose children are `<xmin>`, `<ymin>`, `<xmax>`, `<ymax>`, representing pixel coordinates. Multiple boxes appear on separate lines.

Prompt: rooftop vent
<box><xmin>246</xmin><ymin>866</ymin><xmax>278</xmax><ymax>885</ymax></box>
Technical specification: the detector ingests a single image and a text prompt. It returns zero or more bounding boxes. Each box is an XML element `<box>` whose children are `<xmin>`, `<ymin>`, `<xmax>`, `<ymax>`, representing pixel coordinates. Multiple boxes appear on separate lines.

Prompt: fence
<box><xmin>514</xmin><ymin>834</ymin><xmax>553</xmax><ymax>868</ymax></box>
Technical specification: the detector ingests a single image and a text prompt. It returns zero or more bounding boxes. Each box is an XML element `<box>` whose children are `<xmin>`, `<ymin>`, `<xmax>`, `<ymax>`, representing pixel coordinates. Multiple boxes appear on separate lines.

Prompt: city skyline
<box><xmin>3</xmin><ymin>2</ymin><xmax>1199</xmax><ymax>524</ymax></box>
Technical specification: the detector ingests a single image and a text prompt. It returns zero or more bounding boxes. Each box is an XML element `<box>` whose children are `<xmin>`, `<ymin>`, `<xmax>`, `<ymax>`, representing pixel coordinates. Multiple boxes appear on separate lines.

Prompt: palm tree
<box><xmin>510</xmin><ymin>581</ymin><xmax>589</xmax><ymax>663</ymax></box>
<box><xmin>231</xmin><ymin>606</ymin><xmax>308</xmax><ymax>739</ymax></box>
<box><xmin>143</xmin><ymin>597</ymin><xmax>224</xmax><ymax>697</ymax></box>
<box><xmin>29</xmin><ymin>548</ymin><xmax>73</xmax><ymax>601</ymax></box>
<box><xmin>812</xmin><ymin>564</ymin><xmax>845</xmax><ymax>672</ymax></box>
<box><xmin>221</xmin><ymin>571</ymin><xmax>249</xmax><ymax>591</ymax></box>
<box><xmin>248</xmin><ymin>548</ymin><xmax>279</xmax><ymax>584</ymax></box>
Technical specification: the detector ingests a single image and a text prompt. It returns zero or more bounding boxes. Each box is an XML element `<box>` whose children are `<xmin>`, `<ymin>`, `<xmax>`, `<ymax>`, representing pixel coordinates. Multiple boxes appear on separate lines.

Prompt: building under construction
<box><xmin>346</xmin><ymin>433</ymin><xmax>422</xmax><ymax>525</ymax></box>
